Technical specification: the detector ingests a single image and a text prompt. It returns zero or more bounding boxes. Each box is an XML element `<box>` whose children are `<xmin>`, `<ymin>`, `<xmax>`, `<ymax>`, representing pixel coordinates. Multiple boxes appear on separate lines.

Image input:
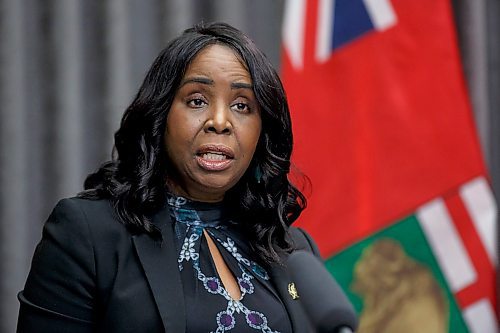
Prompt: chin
<box><xmin>201</xmin><ymin>181</ymin><xmax>234</xmax><ymax>193</ymax></box>
<box><xmin>197</xmin><ymin>176</ymin><xmax>240</xmax><ymax>195</ymax></box>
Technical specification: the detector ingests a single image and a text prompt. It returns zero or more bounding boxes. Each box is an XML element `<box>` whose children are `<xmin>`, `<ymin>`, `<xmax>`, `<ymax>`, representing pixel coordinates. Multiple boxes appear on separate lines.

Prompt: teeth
<box><xmin>202</xmin><ymin>153</ymin><xmax>227</xmax><ymax>161</ymax></box>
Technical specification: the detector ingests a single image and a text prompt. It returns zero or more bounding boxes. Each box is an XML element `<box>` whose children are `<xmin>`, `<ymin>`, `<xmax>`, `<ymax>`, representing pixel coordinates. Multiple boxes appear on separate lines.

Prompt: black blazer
<box><xmin>17</xmin><ymin>198</ymin><xmax>321</xmax><ymax>333</ymax></box>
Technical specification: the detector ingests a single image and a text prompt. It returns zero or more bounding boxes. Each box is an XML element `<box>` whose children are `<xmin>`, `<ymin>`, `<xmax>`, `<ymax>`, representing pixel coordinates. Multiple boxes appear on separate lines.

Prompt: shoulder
<box><xmin>51</xmin><ymin>196</ymin><xmax>125</xmax><ymax>234</ymax></box>
<box><xmin>19</xmin><ymin>198</ymin><xmax>114</xmax><ymax>324</ymax></box>
<box><xmin>288</xmin><ymin>226</ymin><xmax>321</xmax><ymax>258</ymax></box>
<box><xmin>45</xmin><ymin>197</ymin><xmax>134</xmax><ymax>257</ymax></box>
<box><xmin>37</xmin><ymin>196</ymin><xmax>124</xmax><ymax>263</ymax></box>
<box><xmin>53</xmin><ymin>196</ymin><xmax>114</xmax><ymax>220</ymax></box>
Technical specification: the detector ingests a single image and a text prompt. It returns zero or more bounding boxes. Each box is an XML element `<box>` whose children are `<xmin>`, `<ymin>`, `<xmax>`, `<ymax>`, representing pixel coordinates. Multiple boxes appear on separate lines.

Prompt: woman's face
<box><xmin>164</xmin><ymin>44</ymin><xmax>262</xmax><ymax>202</ymax></box>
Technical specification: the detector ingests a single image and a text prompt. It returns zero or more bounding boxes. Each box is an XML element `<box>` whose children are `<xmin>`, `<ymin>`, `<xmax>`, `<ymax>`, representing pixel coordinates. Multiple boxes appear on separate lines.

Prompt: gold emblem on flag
<box><xmin>288</xmin><ymin>282</ymin><xmax>299</xmax><ymax>299</ymax></box>
<box><xmin>352</xmin><ymin>239</ymin><xmax>448</xmax><ymax>332</ymax></box>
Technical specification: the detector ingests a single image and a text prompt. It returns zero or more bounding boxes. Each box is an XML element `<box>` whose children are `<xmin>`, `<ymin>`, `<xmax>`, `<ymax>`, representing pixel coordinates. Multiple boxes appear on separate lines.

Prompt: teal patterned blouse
<box><xmin>166</xmin><ymin>195</ymin><xmax>292</xmax><ymax>333</ymax></box>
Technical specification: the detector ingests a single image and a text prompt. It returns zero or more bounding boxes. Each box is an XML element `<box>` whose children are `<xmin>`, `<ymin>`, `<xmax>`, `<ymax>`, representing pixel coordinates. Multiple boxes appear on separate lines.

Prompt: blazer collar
<box><xmin>132</xmin><ymin>206</ymin><xmax>186</xmax><ymax>333</ymax></box>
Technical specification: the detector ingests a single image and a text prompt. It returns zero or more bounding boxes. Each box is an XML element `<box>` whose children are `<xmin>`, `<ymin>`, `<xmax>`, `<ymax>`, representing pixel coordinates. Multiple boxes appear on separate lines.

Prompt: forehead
<box><xmin>184</xmin><ymin>44</ymin><xmax>251</xmax><ymax>80</ymax></box>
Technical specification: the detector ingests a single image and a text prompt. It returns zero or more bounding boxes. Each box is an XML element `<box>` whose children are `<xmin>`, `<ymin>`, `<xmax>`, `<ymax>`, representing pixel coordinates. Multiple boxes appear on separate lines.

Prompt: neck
<box><xmin>165</xmin><ymin>180</ymin><xmax>225</xmax><ymax>203</ymax></box>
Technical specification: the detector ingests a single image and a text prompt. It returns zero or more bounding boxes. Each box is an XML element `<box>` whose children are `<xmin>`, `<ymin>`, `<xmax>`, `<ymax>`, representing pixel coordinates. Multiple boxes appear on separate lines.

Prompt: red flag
<box><xmin>281</xmin><ymin>0</ymin><xmax>497</xmax><ymax>331</ymax></box>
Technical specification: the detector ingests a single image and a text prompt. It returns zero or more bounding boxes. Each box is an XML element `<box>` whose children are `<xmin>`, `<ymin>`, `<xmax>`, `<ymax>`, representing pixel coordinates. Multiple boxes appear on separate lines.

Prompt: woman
<box><xmin>17</xmin><ymin>22</ymin><xmax>320</xmax><ymax>333</ymax></box>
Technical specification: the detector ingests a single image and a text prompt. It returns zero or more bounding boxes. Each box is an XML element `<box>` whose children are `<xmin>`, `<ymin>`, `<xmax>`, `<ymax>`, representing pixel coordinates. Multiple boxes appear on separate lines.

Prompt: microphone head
<box><xmin>287</xmin><ymin>250</ymin><xmax>358</xmax><ymax>332</ymax></box>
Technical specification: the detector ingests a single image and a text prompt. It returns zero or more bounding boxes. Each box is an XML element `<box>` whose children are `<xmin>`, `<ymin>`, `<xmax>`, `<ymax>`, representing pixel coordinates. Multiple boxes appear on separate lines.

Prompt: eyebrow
<box><xmin>180</xmin><ymin>77</ymin><xmax>214</xmax><ymax>87</ymax></box>
<box><xmin>180</xmin><ymin>77</ymin><xmax>253</xmax><ymax>90</ymax></box>
<box><xmin>231</xmin><ymin>82</ymin><xmax>253</xmax><ymax>90</ymax></box>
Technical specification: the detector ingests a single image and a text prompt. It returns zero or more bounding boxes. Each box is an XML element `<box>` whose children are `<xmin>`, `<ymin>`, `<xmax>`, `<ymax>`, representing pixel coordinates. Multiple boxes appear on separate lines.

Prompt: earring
<box><xmin>254</xmin><ymin>165</ymin><xmax>262</xmax><ymax>184</ymax></box>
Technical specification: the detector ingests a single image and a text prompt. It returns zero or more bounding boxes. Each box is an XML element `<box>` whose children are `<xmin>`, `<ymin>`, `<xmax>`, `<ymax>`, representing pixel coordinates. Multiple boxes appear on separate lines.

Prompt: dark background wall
<box><xmin>1</xmin><ymin>1</ymin><xmax>498</xmax><ymax>331</ymax></box>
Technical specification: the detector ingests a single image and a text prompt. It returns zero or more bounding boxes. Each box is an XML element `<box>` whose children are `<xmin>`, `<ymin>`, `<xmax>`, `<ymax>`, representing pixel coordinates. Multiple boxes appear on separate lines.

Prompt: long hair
<box><xmin>79</xmin><ymin>22</ymin><xmax>307</xmax><ymax>263</ymax></box>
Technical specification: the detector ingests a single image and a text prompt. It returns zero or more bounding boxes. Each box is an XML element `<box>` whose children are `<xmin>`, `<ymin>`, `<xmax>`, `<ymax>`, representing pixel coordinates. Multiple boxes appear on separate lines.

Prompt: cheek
<box><xmin>251</xmin><ymin>118</ymin><xmax>263</xmax><ymax>148</ymax></box>
<box><xmin>242</xmin><ymin>122</ymin><xmax>262</xmax><ymax>159</ymax></box>
<box><xmin>165</xmin><ymin>112</ymin><xmax>198</xmax><ymax>147</ymax></box>
<box><xmin>165</xmin><ymin>121</ymin><xmax>187</xmax><ymax>165</ymax></box>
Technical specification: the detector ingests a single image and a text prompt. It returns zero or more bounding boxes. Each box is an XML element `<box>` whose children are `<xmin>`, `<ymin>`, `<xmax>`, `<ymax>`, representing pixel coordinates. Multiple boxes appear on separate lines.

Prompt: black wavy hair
<box><xmin>79</xmin><ymin>22</ymin><xmax>307</xmax><ymax>263</ymax></box>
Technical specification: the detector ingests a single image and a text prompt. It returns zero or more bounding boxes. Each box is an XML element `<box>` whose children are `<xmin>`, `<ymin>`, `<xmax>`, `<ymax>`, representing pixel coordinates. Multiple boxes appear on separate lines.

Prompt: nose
<box><xmin>204</xmin><ymin>103</ymin><xmax>232</xmax><ymax>135</ymax></box>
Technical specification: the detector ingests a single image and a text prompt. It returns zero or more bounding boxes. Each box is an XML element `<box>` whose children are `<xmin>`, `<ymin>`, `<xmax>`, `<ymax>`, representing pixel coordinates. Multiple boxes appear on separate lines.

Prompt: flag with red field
<box><xmin>281</xmin><ymin>0</ymin><xmax>498</xmax><ymax>331</ymax></box>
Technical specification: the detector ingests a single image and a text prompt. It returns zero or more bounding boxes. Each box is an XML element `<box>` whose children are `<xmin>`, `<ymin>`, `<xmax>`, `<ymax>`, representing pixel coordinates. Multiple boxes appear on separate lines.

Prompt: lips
<box><xmin>195</xmin><ymin>144</ymin><xmax>234</xmax><ymax>171</ymax></box>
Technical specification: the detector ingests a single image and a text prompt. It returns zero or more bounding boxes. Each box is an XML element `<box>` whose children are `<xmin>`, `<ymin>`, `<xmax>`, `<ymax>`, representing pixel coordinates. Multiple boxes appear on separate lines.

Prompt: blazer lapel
<box><xmin>133</xmin><ymin>207</ymin><xmax>186</xmax><ymax>333</ymax></box>
<box><xmin>268</xmin><ymin>262</ymin><xmax>314</xmax><ymax>333</ymax></box>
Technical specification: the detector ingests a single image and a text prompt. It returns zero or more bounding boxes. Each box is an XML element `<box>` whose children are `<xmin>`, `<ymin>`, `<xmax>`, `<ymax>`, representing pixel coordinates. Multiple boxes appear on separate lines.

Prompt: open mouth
<box><xmin>196</xmin><ymin>145</ymin><xmax>234</xmax><ymax>171</ymax></box>
<box><xmin>199</xmin><ymin>152</ymin><xmax>230</xmax><ymax>161</ymax></box>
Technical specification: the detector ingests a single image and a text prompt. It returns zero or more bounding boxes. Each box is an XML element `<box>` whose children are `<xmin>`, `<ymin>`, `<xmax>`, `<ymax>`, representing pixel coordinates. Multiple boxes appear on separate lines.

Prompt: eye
<box><xmin>231</xmin><ymin>102</ymin><xmax>251</xmax><ymax>113</ymax></box>
<box><xmin>187</xmin><ymin>97</ymin><xmax>207</xmax><ymax>108</ymax></box>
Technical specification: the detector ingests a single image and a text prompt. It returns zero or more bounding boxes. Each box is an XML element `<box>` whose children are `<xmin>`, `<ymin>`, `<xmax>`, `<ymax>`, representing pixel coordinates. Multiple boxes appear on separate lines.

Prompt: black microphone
<box><xmin>287</xmin><ymin>250</ymin><xmax>358</xmax><ymax>333</ymax></box>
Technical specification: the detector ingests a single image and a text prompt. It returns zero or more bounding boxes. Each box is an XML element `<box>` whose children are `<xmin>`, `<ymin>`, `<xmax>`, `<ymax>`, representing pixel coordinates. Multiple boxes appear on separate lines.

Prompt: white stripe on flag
<box><xmin>363</xmin><ymin>0</ymin><xmax>397</xmax><ymax>31</ymax></box>
<box><xmin>463</xmin><ymin>299</ymin><xmax>498</xmax><ymax>333</ymax></box>
<box><xmin>416</xmin><ymin>198</ymin><xmax>477</xmax><ymax>292</ymax></box>
<box><xmin>283</xmin><ymin>0</ymin><xmax>307</xmax><ymax>69</ymax></box>
<box><xmin>459</xmin><ymin>176</ymin><xmax>498</xmax><ymax>266</ymax></box>
<box><xmin>316</xmin><ymin>0</ymin><xmax>335</xmax><ymax>62</ymax></box>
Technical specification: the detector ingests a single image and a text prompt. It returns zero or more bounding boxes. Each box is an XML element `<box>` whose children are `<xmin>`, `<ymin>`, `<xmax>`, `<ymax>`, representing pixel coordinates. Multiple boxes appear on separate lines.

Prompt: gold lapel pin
<box><xmin>288</xmin><ymin>282</ymin><xmax>299</xmax><ymax>300</ymax></box>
